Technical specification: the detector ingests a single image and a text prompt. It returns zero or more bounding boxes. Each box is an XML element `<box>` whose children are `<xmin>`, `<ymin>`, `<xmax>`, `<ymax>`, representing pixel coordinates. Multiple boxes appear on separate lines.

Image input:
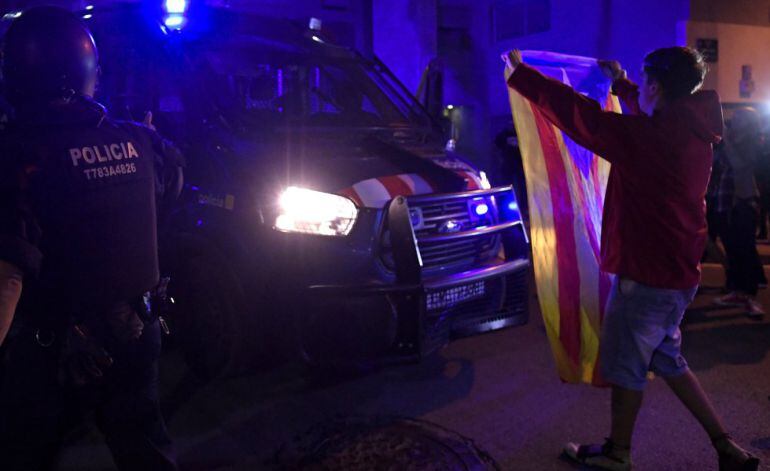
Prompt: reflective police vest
<box><xmin>1</xmin><ymin>97</ymin><xmax>182</xmax><ymax>312</ymax></box>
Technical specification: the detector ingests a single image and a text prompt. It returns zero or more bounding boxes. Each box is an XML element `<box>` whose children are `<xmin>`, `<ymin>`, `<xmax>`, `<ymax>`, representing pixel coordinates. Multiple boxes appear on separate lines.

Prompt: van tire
<box><xmin>168</xmin><ymin>245</ymin><xmax>251</xmax><ymax>380</ymax></box>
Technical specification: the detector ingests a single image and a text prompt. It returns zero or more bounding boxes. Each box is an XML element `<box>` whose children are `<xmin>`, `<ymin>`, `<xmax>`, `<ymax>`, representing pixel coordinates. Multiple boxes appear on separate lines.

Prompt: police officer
<box><xmin>0</xmin><ymin>7</ymin><xmax>181</xmax><ymax>470</ymax></box>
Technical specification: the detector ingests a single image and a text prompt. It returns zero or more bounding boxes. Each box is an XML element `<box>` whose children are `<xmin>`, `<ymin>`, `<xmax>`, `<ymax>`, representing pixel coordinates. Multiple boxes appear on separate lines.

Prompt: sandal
<box><xmin>563</xmin><ymin>438</ymin><xmax>632</xmax><ymax>470</ymax></box>
<box><xmin>713</xmin><ymin>434</ymin><xmax>760</xmax><ymax>471</ymax></box>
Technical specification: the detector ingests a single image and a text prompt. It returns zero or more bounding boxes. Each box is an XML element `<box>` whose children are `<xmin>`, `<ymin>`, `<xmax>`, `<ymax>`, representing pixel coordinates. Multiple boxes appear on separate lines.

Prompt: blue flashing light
<box><xmin>474</xmin><ymin>203</ymin><xmax>489</xmax><ymax>216</ymax></box>
<box><xmin>82</xmin><ymin>13</ymin><xmax>93</xmax><ymax>19</ymax></box>
<box><xmin>165</xmin><ymin>0</ymin><xmax>188</xmax><ymax>14</ymax></box>
<box><xmin>164</xmin><ymin>14</ymin><xmax>186</xmax><ymax>30</ymax></box>
<box><xmin>508</xmin><ymin>201</ymin><xmax>519</xmax><ymax>212</ymax></box>
<box><xmin>85</xmin><ymin>4</ymin><xmax>94</xmax><ymax>10</ymax></box>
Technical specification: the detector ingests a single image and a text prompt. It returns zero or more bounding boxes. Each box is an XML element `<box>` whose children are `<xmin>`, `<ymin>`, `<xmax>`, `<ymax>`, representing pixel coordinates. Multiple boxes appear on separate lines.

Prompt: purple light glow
<box><xmin>474</xmin><ymin>203</ymin><xmax>489</xmax><ymax>216</ymax></box>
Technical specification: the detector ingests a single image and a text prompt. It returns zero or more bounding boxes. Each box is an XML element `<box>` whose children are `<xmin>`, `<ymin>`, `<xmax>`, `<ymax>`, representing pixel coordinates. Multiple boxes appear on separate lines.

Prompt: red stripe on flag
<box><xmin>567</xmin><ymin>152</ymin><xmax>601</xmax><ymax>262</ymax></box>
<box><xmin>602</xmin><ymin>94</ymin><xmax>613</xmax><ymax>111</ymax></box>
<box><xmin>379</xmin><ymin>175</ymin><xmax>414</xmax><ymax>198</ymax></box>
<box><xmin>563</xmin><ymin>136</ymin><xmax>609</xmax><ymax>386</ymax></box>
<box><xmin>338</xmin><ymin>187</ymin><xmax>363</xmax><ymax>207</ymax></box>
<box><xmin>531</xmin><ymin>105</ymin><xmax>583</xmax><ymax>369</ymax></box>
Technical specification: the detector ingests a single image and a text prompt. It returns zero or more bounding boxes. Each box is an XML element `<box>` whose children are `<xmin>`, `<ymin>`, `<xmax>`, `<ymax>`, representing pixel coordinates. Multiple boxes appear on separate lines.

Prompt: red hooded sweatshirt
<box><xmin>508</xmin><ymin>63</ymin><xmax>724</xmax><ymax>289</ymax></box>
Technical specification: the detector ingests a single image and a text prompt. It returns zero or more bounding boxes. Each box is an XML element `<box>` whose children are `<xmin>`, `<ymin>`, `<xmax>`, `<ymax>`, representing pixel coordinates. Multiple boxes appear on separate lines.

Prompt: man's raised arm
<box><xmin>505</xmin><ymin>50</ymin><xmax>649</xmax><ymax>164</ymax></box>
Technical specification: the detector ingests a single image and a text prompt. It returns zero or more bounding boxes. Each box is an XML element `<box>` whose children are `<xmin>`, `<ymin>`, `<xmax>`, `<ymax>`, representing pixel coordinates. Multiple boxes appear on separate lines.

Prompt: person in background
<box><xmin>493</xmin><ymin>128</ymin><xmax>528</xmax><ymax>221</ymax></box>
<box><xmin>705</xmin><ymin>139</ymin><xmax>732</xmax><ymax>291</ymax></box>
<box><xmin>713</xmin><ymin>107</ymin><xmax>766</xmax><ymax>318</ymax></box>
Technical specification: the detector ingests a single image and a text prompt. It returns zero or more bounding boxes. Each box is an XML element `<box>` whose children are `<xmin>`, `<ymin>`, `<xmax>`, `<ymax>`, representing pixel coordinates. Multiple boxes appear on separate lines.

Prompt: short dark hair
<box><xmin>643</xmin><ymin>47</ymin><xmax>707</xmax><ymax>101</ymax></box>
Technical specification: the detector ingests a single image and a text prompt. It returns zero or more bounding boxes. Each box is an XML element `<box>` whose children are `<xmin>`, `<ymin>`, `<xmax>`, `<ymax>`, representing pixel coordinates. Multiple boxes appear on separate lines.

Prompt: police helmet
<box><xmin>2</xmin><ymin>6</ymin><xmax>98</xmax><ymax>107</ymax></box>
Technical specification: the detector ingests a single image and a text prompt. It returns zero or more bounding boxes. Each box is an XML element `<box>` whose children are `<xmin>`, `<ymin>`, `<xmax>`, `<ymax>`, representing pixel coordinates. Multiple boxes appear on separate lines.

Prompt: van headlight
<box><xmin>274</xmin><ymin>186</ymin><xmax>358</xmax><ymax>236</ymax></box>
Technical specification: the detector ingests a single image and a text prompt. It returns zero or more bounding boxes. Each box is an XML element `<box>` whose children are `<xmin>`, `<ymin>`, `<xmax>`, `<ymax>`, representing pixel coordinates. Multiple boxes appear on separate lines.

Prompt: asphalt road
<box><xmin>56</xmin><ymin>262</ymin><xmax>770</xmax><ymax>471</ymax></box>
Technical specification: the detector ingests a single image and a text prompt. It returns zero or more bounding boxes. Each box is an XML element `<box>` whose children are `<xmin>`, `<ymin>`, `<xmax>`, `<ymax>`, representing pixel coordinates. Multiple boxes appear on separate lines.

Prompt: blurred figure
<box><xmin>713</xmin><ymin>107</ymin><xmax>766</xmax><ymax>318</ymax></box>
<box><xmin>705</xmin><ymin>139</ymin><xmax>731</xmax><ymax>289</ymax></box>
<box><xmin>754</xmin><ymin>126</ymin><xmax>770</xmax><ymax>240</ymax></box>
<box><xmin>493</xmin><ymin>128</ymin><xmax>528</xmax><ymax>221</ymax></box>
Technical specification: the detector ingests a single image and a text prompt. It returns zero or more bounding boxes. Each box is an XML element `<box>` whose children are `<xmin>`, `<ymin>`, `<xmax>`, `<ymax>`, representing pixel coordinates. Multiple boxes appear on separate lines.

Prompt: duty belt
<box><xmin>16</xmin><ymin>276</ymin><xmax>173</xmax><ymax>348</ymax></box>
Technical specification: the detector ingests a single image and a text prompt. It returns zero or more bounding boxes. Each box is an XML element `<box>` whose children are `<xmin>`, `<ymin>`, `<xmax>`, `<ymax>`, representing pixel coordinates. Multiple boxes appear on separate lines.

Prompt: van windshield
<box><xmin>192</xmin><ymin>42</ymin><xmax>432</xmax><ymax>129</ymax></box>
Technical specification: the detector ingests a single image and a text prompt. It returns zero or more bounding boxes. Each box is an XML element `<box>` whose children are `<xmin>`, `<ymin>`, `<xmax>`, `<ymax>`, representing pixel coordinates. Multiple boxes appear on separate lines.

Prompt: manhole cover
<box><xmin>272</xmin><ymin>416</ymin><xmax>499</xmax><ymax>470</ymax></box>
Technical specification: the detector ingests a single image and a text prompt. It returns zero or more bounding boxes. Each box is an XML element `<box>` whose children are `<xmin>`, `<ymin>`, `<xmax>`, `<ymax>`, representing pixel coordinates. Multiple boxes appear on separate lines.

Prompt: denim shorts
<box><xmin>600</xmin><ymin>276</ymin><xmax>697</xmax><ymax>391</ymax></box>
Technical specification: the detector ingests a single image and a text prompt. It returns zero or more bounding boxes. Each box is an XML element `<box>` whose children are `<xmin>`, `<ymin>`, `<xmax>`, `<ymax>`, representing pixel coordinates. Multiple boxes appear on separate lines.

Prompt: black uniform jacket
<box><xmin>0</xmin><ymin>97</ymin><xmax>183</xmax><ymax>318</ymax></box>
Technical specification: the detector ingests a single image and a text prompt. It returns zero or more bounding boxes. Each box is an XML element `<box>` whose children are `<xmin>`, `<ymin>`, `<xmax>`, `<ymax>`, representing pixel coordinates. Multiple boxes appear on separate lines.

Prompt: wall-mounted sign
<box><xmin>740</xmin><ymin>65</ymin><xmax>755</xmax><ymax>99</ymax></box>
<box><xmin>696</xmin><ymin>38</ymin><xmax>718</xmax><ymax>63</ymax></box>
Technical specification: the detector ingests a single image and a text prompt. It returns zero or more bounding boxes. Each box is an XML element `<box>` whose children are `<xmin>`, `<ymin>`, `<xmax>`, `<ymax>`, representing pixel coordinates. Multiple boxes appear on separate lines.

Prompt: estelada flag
<box><xmin>506</xmin><ymin>51</ymin><xmax>621</xmax><ymax>385</ymax></box>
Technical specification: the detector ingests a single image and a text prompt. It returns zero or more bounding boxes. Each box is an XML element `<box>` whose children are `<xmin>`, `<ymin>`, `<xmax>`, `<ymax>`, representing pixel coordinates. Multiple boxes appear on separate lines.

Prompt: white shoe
<box><xmin>746</xmin><ymin>299</ymin><xmax>765</xmax><ymax>319</ymax></box>
<box><xmin>563</xmin><ymin>440</ymin><xmax>632</xmax><ymax>471</ymax></box>
<box><xmin>714</xmin><ymin>292</ymin><xmax>748</xmax><ymax>307</ymax></box>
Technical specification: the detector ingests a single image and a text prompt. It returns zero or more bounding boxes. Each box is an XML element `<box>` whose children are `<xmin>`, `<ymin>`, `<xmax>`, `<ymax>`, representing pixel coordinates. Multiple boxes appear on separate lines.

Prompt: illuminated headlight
<box><xmin>275</xmin><ymin>187</ymin><xmax>358</xmax><ymax>236</ymax></box>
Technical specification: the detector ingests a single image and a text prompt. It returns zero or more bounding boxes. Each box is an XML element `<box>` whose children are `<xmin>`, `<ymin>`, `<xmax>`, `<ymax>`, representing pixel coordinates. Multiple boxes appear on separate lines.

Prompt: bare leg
<box><xmin>665</xmin><ymin>370</ymin><xmax>759</xmax><ymax>468</ymax></box>
<box><xmin>663</xmin><ymin>369</ymin><xmax>726</xmax><ymax>439</ymax></box>
<box><xmin>610</xmin><ymin>385</ymin><xmax>644</xmax><ymax>448</ymax></box>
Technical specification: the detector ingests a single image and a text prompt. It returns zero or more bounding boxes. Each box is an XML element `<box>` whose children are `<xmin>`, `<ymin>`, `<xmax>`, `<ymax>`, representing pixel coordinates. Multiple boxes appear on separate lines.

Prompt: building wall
<box><xmin>685</xmin><ymin>20</ymin><xmax>770</xmax><ymax>104</ymax></box>
<box><xmin>371</xmin><ymin>0</ymin><xmax>494</xmax><ymax>169</ymax></box>
<box><xmin>439</xmin><ymin>0</ymin><xmax>494</xmax><ymax>167</ymax></box>
<box><xmin>487</xmin><ymin>0</ymin><xmax>607</xmax><ymax>119</ymax></box>
<box><xmin>372</xmin><ymin>0</ymin><xmax>437</xmax><ymax>95</ymax></box>
<box><xmin>687</xmin><ymin>0</ymin><xmax>770</xmax><ymax>105</ymax></box>
<box><xmin>690</xmin><ymin>0</ymin><xmax>770</xmax><ymax>27</ymax></box>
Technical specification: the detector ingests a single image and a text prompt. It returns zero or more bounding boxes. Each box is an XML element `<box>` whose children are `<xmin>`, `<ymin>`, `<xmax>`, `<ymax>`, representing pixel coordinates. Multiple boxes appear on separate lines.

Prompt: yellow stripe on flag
<box><xmin>507</xmin><ymin>77</ymin><xmax>582</xmax><ymax>383</ymax></box>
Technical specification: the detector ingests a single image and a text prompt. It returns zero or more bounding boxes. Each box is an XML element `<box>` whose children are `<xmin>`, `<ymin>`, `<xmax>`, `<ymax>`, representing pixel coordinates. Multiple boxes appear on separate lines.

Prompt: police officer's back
<box><xmin>0</xmin><ymin>7</ymin><xmax>180</xmax><ymax>470</ymax></box>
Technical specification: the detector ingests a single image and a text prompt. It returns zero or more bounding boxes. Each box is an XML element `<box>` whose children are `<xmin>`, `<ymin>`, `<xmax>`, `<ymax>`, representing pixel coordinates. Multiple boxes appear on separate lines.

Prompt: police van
<box><xmin>1</xmin><ymin>2</ymin><xmax>531</xmax><ymax>378</ymax></box>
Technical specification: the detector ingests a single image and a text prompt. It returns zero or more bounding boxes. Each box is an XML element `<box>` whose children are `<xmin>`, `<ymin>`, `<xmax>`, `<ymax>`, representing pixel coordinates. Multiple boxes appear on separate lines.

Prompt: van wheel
<box><xmin>169</xmin><ymin>247</ymin><xmax>250</xmax><ymax>380</ymax></box>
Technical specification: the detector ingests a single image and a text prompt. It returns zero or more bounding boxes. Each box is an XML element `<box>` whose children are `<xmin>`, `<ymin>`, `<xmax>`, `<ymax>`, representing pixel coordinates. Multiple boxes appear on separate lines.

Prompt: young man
<box><xmin>505</xmin><ymin>47</ymin><xmax>759</xmax><ymax>471</ymax></box>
